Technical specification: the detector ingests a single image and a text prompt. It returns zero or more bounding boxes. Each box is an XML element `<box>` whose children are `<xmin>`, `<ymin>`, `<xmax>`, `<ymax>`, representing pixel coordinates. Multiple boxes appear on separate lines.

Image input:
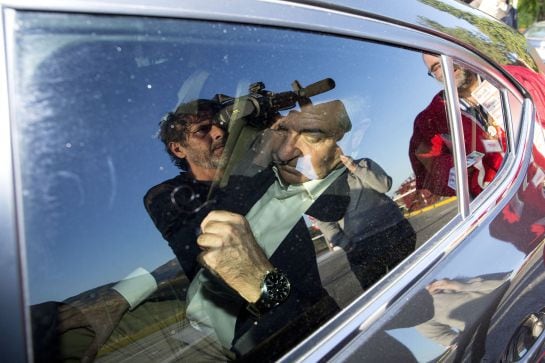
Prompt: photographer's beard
<box><xmin>185</xmin><ymin>138</ymin><xmax>226</xmax><ymax>170</ymax></box>
<box><xmin>455</xmin><ymin>68</ymin><xmax>478</xmax><ymax>99</ymax></box>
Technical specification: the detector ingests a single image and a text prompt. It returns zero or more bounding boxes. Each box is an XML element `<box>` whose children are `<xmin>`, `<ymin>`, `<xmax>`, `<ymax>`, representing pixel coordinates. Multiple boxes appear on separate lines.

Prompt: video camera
<box><xmin>213</xmin><ymin>77</ymin><xmax>336</xmax><ymax>131</ymax></box>
<box><xmin>208</xmin><ymin>77</ymin><xmax>336</xmax><ymax>194</ymax></box>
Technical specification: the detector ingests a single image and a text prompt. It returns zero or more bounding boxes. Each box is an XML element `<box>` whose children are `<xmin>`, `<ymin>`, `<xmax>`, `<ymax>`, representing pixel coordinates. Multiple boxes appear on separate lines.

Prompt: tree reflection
<box><xmin>417</xmin><ymin>0</ymin><xmax>535</xmax><ymax>68</ymax></box>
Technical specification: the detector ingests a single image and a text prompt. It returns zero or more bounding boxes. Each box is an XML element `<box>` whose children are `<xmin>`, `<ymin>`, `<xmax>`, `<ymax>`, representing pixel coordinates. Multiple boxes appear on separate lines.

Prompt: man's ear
<box><xmin>168</xmin><ymin>142</ymin><xmax>186</xmax><ymax>159</ymax></box>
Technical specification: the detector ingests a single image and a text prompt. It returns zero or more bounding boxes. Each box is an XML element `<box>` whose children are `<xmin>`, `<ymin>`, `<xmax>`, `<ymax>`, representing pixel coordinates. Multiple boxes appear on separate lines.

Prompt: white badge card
<box><xmin>448</xmin><ymin>167</ymin><xmax>457</xmax><ymax>190</ymax></box>
<box><xmin>471</xmin><ymin>80</ymin><xmax>503</xmax><ymax>123</ymax></box>
<box><xmin>466</xmin><ymin>151</ymin><xmax>485</xmax><ymax>168</ymax></box>
<box><xmin>482</xmin><ymin>139</ymin><xmax>503</xmax><ymax>153</ymax></box>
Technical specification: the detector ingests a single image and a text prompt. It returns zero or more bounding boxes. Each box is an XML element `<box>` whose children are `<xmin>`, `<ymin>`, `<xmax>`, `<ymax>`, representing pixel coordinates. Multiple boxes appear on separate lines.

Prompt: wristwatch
<box><xmin>247</xmin><ymin>269</ymin><xmax>291</xmax><ymax>318</ymax></box>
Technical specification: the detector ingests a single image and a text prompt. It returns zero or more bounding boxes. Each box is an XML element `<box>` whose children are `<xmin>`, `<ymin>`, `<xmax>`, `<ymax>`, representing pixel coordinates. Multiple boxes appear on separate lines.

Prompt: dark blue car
<box><xmin>1</xmin><ymin>0</ymin><xmax>545</xmax><ymax>361</ymax></box>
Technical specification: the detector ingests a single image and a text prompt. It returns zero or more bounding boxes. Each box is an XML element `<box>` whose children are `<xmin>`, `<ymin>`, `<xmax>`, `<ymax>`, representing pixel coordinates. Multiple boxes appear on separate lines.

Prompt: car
<box><xmin>525</xmin><ymin>20</ymin><xmax>545</xmax><ymax>61</ymax></box>
<box><xmin>2</xmin><ymin>0</ymin><xmax>545</xmax><ymax>362</ymax></box>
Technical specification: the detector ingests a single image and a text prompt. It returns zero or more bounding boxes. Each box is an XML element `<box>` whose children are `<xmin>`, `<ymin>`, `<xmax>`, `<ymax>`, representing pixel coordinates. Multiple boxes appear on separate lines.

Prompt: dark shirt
<box><xmin>144</xmin><ymin>172</ymin><xmax>212</xmax><ymax>281</ymax></box>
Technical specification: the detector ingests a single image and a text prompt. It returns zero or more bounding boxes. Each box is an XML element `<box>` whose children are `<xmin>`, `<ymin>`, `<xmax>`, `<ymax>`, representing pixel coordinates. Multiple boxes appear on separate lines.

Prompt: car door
<box><xmin>1</xmin><ymin>1</ymin><xmax>543</xmax><ymax>362</ymax></box>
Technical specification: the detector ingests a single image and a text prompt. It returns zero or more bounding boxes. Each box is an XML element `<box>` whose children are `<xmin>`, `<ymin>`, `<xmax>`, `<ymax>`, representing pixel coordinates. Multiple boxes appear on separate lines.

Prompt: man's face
<box><xmin>271</xmin><ymin>107</ymin><xmax>344</xmax><ymax>185</ymax></box>
<box><xmin>423</xmin><ymin>54</ymin><xmax>467</xmax><ymax>88</ymax></box>
<box><xmin>169</xmin><ymin>113</ymin><xmax>226</xmax><ymax>178</ymax></box>
<box><xmin>423</xmin><ymin>54</ymin><xmax>444</xmax><ymax>82</ymax></box>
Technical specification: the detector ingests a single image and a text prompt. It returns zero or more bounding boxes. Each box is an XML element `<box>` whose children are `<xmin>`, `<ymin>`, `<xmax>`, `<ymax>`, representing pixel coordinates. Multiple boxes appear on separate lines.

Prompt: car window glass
<box><xmin>451</xmin><ymin>60</ymin><xmax>507</xmax><ymax>199</ymax></box>
<box><xmin>12</xmin><ymin>12</ymin><xmax>472</xmax><ymax>361</ymax></box>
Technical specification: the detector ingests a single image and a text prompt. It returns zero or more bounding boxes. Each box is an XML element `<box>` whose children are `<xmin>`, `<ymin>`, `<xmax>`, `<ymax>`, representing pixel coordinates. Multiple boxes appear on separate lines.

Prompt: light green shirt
<box><xmin>186</xmin><ymin>166</ymin><xmax>345</xmax><ymax>347</ymax></box>
<box><xmin>246</xmin><ymin>166</ymin><xmax>345</xmax><ymax>257</ymax></box>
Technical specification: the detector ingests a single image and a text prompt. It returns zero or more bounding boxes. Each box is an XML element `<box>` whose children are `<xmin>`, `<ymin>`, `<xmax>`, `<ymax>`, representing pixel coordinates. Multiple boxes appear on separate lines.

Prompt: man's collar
<box><xmin>272</xmin><ymin>165</ymin><xmax>346</xmax><ymax>200</ymax></box>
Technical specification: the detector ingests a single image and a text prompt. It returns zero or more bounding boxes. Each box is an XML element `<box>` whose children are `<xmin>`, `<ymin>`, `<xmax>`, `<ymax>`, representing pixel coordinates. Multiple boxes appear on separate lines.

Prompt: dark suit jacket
<box><xmin>144</xmin><ymin>167</ymin><xmax>350</xmax><ymax>358</ymax></box>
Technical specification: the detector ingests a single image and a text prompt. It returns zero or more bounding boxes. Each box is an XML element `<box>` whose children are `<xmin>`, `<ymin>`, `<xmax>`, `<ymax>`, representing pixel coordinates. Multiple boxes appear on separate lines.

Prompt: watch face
<box><xmin>264</xmin><ymin>270</ymin><xmax>291</xmax><ymax>303</ymax></box>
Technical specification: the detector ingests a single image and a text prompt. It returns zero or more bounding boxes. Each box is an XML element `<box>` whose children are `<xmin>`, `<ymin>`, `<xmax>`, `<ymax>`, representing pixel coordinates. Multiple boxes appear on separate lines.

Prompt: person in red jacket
<box><xmin>409</xmin><ymin>54</ymin><xmax>506</xmax><ymax>199</ymax></box>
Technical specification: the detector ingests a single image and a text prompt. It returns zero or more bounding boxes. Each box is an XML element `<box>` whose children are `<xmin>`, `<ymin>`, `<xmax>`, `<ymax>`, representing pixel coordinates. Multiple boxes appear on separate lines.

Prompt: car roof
<box><xmin>2</xmin><ymin>0</ymin><xmax>535</xmax><ymax>70</ymax></box>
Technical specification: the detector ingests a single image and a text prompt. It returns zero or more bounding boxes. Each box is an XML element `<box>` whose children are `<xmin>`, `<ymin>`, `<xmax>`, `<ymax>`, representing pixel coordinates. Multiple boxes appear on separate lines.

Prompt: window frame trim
<box><xmin>0</xmin><ymin>6</ymin><xmax>30</xmax><ymax>363</ymax></box>
<box><xmin>441</xmin><ymin>55</ymin><xmax>471</xmax><ymax>218</ymax></box>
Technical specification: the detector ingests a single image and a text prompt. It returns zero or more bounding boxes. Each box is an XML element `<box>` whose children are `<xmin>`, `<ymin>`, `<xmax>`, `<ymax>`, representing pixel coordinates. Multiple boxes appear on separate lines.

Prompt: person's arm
<box><xmin>57</xmin><ymin>288</ymin><xmax>130</xmax><ymax>362</ymax></box>
<box><xmin>54</xmin><ymin>182</ymin><xmax>201</xmax><ymax>361</ymax></box>
<box><xmin>415</xmin><ymin>134</ymin><xmax>453</xmax><ymax>169</ymax></box>
<box><xmin>197</xmin><ymin>210</ymin><xmax>273</xmax><ymax>303</ymax></box>
<box><xmin>413</xmin><ymin>134</ymin><xmax>455</xmax><ymax>195</ymax></box>
<box><xmin>346</xmin><ymin>157</ymin><xmax>392</xmax><ymax>193</ymax></box>
<box><xmin>314</xmin><ymin>219</ymin><xmax>351</xmax><ymax>250</ymax></box>
<box><xmin>56</xmin><ymin>260</ymin><xmax>189</xmax><ymax>361</ymax></box>
<box><xmin>415</xmin><ymin>319</ymin><xmax>459</xmax><ymax>347</ymax></box>
<box><xmin>144</xmin><ymin>180</ymin><xmax>205</xmax><ymax>280</ymax></box>
<box><xmin>428</xmin><ymin>277</ymin><xmax>505</xmax><ymax>294</ymax></box>
<box><xmin>111</xmin><ymin>267</ymin><xmax>158</xmax><ymax>309</ymax></box>
<box><xmin>196</xmin><ymin>211</ymin><xmax>328</xmax><ymax>324</ymax></box>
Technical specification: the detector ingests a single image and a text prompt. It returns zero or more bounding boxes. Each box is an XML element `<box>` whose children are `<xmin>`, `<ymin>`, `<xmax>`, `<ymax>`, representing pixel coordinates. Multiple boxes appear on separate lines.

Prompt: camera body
<box><xmin>213</xmin><ymin>78</ymin><xmax>335</xmax><ymax>131</ymax></box>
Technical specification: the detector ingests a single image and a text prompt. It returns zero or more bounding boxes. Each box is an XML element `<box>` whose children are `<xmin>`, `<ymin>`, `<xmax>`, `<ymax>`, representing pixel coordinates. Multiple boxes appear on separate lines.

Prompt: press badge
<box><xmin>471</xmin><ymin>80</ymin><xmax>503</xmax><ymax>123</ymax></box>
<box><xmin>448</xmin><ymin>167</ymin><xmax>457</xmax><ymax>190</ymax></box>
<box><xmin>448</xmin><ymin>151</ymin><xmax>485</xmax><ymax>190</ymax></box>
<box><xmin>466</xmin><ymin>151</ymin><xmax>485</xmax><ymax>167</ymax></box>
<box><xmin>482</xmin><ymin>139</ymin><xmax>503</xmax><ymax>153</ymax></box>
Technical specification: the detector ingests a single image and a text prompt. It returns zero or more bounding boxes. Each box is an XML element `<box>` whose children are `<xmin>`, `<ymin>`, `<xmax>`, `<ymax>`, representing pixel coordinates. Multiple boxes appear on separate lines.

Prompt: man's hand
<box><xmin>339</xmin><ymin>154</ymin><xmax>357</xmax><ymax>173</ymax></box>
<box><xmin>197</xmin><ymin>210</ymin><xmax>273</xmax><ymax>303</ymax></box>
<box><xmin>58</xmin><ymin>289</ymin><xmax>129</xmax><ymax>362</ymax></box>
<box><xmin>426</xmin><ymin>279</ymin><xmax>466</xmax><ymax>294</ymax></box>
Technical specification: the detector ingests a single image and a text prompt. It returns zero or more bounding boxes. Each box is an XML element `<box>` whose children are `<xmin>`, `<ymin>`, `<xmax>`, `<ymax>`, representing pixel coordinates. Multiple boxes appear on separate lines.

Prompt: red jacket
<box><xmin>489</xmin><ymin>66</ymin><xmax>545</xmax><ymax>255</ymax></box>
<box><xmin>504</xmin><ymin>65</ymin><xmax>545</xmax><ymax>169</ymax></box>
<box><xmin>409</xmin><ymin>91</ymin><xmax>506</xmax><ymax>197</ymax></box>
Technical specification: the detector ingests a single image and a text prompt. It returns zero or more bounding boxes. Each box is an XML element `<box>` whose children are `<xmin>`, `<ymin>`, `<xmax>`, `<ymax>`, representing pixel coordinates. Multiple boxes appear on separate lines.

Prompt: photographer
<box><xmin>410</xmin><ymin>54</ymin><xmax>506</xmax><ymax>199</ymax></box>
<box><xmin>31</xmin><ymin>99</ymin><xmax>229</xmax><ymax>363</ymax></box>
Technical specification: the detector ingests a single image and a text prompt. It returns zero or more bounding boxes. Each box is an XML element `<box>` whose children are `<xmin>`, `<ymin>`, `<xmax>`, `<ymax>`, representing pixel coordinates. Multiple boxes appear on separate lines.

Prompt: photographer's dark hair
<box><xmin>158</xmin><ymin>99</ymin><xmax>221</xmax><ymax>170</ymax></box>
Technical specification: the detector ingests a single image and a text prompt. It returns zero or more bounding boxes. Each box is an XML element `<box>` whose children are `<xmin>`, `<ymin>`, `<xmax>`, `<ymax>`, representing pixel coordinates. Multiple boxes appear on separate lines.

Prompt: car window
<box><xmin>10</xmin><ymin>11</ymin><xmax>500</xmax><ymax>361</ymax></box>
<box><xmin>449</xmin><ymin>60</ymin><xmax>507</xmax><ymax>199</ymax></box>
